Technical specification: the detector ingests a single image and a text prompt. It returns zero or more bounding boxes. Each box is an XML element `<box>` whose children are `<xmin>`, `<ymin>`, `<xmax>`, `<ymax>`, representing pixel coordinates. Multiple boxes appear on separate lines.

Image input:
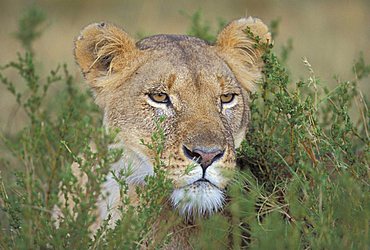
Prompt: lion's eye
<box><xmin>220</xmin><ymin>94</ymin><xmax>235</xmax><ymax>104</ymax></box>
<box><xmin>148</xmin><ymin>93</ymin><xmax>170</xmax><ymax>104</ymax></box>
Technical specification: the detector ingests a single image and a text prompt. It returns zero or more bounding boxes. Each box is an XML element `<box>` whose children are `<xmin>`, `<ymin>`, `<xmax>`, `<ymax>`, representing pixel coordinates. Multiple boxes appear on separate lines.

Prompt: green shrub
<box><xmin>0</xmin><ymin>8</ymin><xmax>368</xmax><ymax>250</ymax></box>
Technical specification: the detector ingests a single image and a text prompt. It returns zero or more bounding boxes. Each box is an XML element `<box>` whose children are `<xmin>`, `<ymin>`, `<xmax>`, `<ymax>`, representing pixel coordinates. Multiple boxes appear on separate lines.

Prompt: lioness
<box><xmin>74</xmin><ymin>16</ymin><xmax>270</xmax><ymax>248</ymax></box>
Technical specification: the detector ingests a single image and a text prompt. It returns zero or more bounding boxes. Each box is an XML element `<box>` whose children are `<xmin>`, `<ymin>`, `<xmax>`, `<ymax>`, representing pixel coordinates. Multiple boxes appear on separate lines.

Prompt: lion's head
<box><xmin>74</xmin><ymin>17</ymin><xmax>270</xmax><ymax>218</ymax></box>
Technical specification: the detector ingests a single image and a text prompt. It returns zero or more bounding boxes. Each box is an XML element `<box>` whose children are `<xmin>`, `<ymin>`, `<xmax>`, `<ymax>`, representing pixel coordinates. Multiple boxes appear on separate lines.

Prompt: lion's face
<box><xmin>74</xmin><ymin>18</ymin><xmax>270</xmax><ymax>217</ymax></box>
<box><xmin>107</xmin><ymin>36</ymin><xmax>250</xmax><ymax>215</ymax></box>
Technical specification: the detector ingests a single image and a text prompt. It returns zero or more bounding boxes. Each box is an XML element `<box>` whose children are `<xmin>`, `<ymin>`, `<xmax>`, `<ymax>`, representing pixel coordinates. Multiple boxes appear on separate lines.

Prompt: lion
<box><xmin>73</xmin><ymin>16</ymin><xmax>270</xmax><ymax>248</ymax></box>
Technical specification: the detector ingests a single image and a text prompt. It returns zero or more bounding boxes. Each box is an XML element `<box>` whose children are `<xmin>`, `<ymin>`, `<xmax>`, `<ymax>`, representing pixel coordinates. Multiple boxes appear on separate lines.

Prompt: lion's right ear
<box><xmin>74</xmin><ymin>22</ymin><xmax>139</xmax><ymax>92</ymax></box>
<box><xmin>215</xmin><ymin>17</ymin><xmax>271</xmax><ymax>92</ymax></box>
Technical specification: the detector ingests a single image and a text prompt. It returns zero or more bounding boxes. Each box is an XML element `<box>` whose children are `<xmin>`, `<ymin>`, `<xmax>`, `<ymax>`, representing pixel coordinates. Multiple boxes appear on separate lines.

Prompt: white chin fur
<box><xmin>170</xmin><ymin>182</ymin><xmax>225</xmax><ymax>218</ymax></box>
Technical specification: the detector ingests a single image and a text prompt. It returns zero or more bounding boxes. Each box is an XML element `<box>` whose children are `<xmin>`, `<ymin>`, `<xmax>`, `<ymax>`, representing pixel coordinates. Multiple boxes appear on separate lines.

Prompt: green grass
<box><xmin>0</xmin><ymin>8</ymin><xmax>369</xmax><ymax>249</ymax></box>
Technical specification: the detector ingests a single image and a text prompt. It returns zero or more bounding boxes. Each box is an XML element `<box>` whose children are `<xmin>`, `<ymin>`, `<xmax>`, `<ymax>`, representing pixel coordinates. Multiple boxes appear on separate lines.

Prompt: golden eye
<box><xmin>220</xmin><ymin>94</ymin><xmax>235</xmax><ymax>104</ymax></box>
<box><xmin>148</xmin><ymin>93</ymin><xmax>170</xmax><ymax>103</ymax></box>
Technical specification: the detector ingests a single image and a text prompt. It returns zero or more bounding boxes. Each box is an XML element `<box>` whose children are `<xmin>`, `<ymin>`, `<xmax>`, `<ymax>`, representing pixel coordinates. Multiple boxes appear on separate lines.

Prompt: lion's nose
<box><xmin>183</xmin><ymin>145</ymin><xmax>225</xmax><ymax>170</ymax></box>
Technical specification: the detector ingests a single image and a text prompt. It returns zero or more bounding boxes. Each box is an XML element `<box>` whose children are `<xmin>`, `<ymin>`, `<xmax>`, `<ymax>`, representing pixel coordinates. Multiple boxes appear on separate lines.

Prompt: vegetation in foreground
<box><xmin>0</xmin><ymin>8</ymin><xmax>368</xmax><ymax>249</ymax></box>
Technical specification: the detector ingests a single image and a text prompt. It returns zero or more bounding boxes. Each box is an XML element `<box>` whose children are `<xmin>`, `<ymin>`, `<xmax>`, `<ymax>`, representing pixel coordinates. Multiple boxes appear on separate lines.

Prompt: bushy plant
<box><xmin>0</xmin><ymin>7</ymin><xmax>368</xmax><ymax>250</ymax></box>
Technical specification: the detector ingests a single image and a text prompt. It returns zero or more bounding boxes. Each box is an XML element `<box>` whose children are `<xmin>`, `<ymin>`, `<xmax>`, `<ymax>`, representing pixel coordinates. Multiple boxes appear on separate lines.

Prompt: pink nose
<box><xmin>183</xmin><ymin>146</ymin><xmax>225</xmax><ymax>170</ymax></box>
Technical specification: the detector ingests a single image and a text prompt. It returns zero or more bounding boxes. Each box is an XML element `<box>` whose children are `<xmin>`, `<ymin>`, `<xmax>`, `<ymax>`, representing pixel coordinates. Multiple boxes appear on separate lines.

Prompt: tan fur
<box><xmin>72</xmin><ymin>17</ymin><xmax>270</xmax><ymax>249</ymax></box>
<box><xmin>216</xmin><ymin>17</ymin><xmax>271</xmax><ymax>92</ymax></box>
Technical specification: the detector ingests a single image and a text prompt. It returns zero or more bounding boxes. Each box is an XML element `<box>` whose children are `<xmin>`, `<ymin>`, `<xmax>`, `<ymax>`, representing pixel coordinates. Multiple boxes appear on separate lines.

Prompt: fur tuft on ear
<box><xmin>215</xmin><ymin>17</ymin><xmax>271</xmax><ymax>92</ymax></box>
<box><xmin>74</xmin><ymin>22</ymin><xmax>140</xmax><ymax>92</ymax></box>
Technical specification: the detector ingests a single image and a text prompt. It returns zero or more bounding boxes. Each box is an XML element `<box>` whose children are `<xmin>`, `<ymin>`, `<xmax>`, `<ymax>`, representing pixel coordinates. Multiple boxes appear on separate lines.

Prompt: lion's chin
<box><xmin>170</xmin><ymin>181</ymin><xmax>225</xmax><ymax>218</ymax></box>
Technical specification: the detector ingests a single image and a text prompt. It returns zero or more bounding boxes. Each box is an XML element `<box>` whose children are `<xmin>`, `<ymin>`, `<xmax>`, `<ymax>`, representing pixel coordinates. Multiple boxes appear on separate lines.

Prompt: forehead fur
<box><xmin>127</xmin><ymin>36</ymin><xmax>238</xmax><ymax>97</ymax></box>
<box><xmin>137</xmin><ymin>34</ymin><xmax>209</xmax><ymax>50</ymax></box>
<box><xmin>135</xmin><ymin>34</ymin><xmax>234</xmax><ymax>80</ymax></box>
<box><xmin>137</xmin><ymin>35</ymin><xmax>217</xmax><ymax>68</ymax></box>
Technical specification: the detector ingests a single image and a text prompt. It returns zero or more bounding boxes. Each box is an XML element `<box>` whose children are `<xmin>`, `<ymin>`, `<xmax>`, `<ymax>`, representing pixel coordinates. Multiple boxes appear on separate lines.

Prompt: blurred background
<box><xmin>0</xmin><ymin>0</ymin><xmax>369</xmax><ymax>133</ymax></box>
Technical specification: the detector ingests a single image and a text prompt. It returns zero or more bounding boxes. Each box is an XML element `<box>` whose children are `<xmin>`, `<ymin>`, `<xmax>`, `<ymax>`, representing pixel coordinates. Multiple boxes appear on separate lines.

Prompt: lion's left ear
<box><xmin>215</xmin><ymin>17</ymin><xmax>271</xmax><ymax>92</ymax></box>
<box><xmin>74</xmin><ymin>22</ymin><xmax>142</xmax><ymax>94</ymax></box>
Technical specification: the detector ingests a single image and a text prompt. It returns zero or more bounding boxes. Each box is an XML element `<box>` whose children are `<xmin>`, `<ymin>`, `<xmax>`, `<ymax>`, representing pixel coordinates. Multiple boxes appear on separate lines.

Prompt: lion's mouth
<box><xmin>195</xmin><ymin>177</ymin><xmax>209</xmax><ymax>183</ymax></box>
<box><xmin>191</xmin><ymin>178</ymin><xmax>220</xmax><ymax>189</ymax></box>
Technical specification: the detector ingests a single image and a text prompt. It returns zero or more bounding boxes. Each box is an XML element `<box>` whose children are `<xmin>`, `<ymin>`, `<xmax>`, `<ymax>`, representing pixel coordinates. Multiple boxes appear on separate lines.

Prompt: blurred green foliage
<box><xmin>14</xmin><ymin>6</ymin><xmax>47</xmax><ymax>53</ymax></box>
<box><xmin>182</xmin><ymin>10</ymin><xmax>226</xmax><ymax>43</ymax></box>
